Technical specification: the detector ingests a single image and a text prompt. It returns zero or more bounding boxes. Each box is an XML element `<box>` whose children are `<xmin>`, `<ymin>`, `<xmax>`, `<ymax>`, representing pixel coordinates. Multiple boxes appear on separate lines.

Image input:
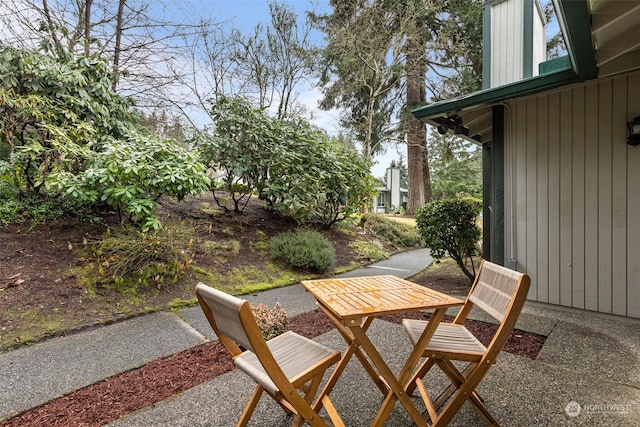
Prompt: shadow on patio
<box><xmin>108</xmin><ymin>300</ymin><xmax>640</xmax><ymax>426</ymax></box>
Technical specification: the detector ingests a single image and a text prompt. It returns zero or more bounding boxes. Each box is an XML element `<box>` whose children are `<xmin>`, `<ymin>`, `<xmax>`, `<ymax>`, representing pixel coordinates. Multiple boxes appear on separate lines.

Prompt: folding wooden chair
<box><xmin>195</xmin><ymin>283</ymin><xmax>344</xmax><ymax>427</ymax></box>
<box><xmin>402</xmin><ymin>260</ymin><xmax>531</xmax><ymax>426</ymax></box>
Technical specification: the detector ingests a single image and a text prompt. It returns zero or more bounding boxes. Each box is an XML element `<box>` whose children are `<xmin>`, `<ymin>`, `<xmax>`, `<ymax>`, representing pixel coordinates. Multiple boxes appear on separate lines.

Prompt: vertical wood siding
<box><xmin>505</xmin><ymin>72</ymin><xmax>640</xmax><ymax>318</ymax></box>
<box><xmin>532</xmin><ymin>5</ymin><xmax>546</xmax><ymax>77</ymax></box>
<box><xmin>628</xmin><ymin>76</ymin><xmax>640</xmax><ymax>318</ymax></box>
<box><xmin>491</xmin><ymin>0</ymin><xmax>524</xmax><ymax>87</ymax></box>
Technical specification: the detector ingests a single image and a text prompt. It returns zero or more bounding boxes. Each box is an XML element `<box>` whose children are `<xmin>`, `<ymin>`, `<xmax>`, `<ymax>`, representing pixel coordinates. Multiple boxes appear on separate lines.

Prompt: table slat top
<box><xmin>302</xmin><ymin>275</ymin><xmax>463</xmax><ymax>322</ymax></box>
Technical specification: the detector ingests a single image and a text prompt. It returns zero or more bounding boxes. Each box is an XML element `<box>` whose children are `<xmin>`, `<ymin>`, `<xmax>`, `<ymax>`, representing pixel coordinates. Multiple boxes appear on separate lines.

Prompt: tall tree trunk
<box><xmin>84</xmin><ymin>0</ymin><xmax>93</xmax><ymax>56</ymax></box>
<box><xmin>422</xmin><ymin>129</ymin><xmax>432</xmax><ymax>202</ymax></box>
<box><xmin>405</xmin><ymin>35</ymin><xmax>431</xmax><ymax>215</ymax></box>
<box><xmin>363</xmin><ymin>95</ymin><xmax>375</xmax><ymax>159</ymax></box>
<box><xmin>113</xmin><ymin>0</ymin><xmax>126</xmax><ymax>91</ymax></box>
<box><xmin>42</xmin><ymin>0</ymin><xmax>61</xmax><ymax>49</ymax></box>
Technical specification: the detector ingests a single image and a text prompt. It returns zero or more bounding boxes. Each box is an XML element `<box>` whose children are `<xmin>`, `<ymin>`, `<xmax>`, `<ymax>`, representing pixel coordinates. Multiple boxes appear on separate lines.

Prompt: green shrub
<box><xmin>0</xmin><ymin>45</ymin><xmax>136</xmax><ymax>197</ymax></box>
<box><xmin>269</xmin><ymin>229</ymin><xmax>335</xmax><ymax>273</ymax></box>
<box><xmin>415</xmin><ymin>197</ymin><xmax>482</xmax><ymax>281</ymax></box>
<box><xmin>348</xmin><ymin>240</ymin><xmax>388</xmax><ymax>261</ymax></box>
<box><xmin>0</xmin><ymin>193</ymin><xmax>87</xmax><ymax>227</ymax></box>
<box><xmin>53</xmin><ymin>130</ymin><xmax>210</xmax><ymax>231</ymax></box>
<box><xmin>195</xmin><ymin>96</ymin><xmax>377</xmax><ymax>227</ymax></box>
<box><xmin>361</xmin><ymin>214</ymin><xmax>423</xmax><ymax>248</ymax></box>
<box><xmin>251</xmin><ymin>303</ymin><xmax>288</xmax><ymax>340</ymax></box>
<box><xmin>91</xmin><ymin>225</ymin><xmax>196</xmax><ymax>290</ymax></box>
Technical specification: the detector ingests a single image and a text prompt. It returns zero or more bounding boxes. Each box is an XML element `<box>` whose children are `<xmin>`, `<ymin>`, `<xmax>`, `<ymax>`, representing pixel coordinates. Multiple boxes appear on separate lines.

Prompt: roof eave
<box><xmin>412</xmin><ymin>68</ymin><xmax>577</xmax><ymax>120</ymax></box>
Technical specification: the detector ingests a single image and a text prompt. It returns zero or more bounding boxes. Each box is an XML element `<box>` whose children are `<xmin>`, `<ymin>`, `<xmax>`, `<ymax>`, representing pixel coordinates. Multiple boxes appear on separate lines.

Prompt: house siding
<box><xmin>531</xmin><ymin>2</ymin><xmax>546</xmax><ymax>77</ymax></box>
<box><xmin>490</xmin><ymin>0</ymin><xmax>524</xmax><ymax>87</ymax></box>
<box><xmin>504</xmin><ymin>71</ymin><xmax>640</xmax><ymax>318</ymax></box>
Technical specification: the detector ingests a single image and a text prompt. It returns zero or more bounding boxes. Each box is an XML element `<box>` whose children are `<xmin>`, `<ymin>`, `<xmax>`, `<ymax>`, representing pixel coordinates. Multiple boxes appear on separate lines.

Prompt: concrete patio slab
<box><xmin>108</xmin><ymin>316</ymin><xmax>640</xmax><ymax>427</ymax></box>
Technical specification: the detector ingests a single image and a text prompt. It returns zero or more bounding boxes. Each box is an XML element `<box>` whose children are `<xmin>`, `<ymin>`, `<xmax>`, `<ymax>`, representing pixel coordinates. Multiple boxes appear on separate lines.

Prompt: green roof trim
<box><xmin>412</xmin><ymin>68</ymin><xmax>576</xmax><ymax>119</ymax></box>
<box><xmin>554</xmin><ymin>0</ymin><xmax>597</xmax><ymax>80</ymax></box>
<box><xmin>412</xmin><ymin>0</ymin><xmax>596</xmax><ymax>121</ymax></box>
<box><xmin>539</xmin><ymin>55</ymin><xmax>571</xmax><ymax>74</ymax></box>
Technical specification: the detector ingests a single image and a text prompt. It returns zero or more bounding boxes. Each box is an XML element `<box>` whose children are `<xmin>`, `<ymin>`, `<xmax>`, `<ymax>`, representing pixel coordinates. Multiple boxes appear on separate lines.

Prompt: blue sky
<box><xmin>163</xmin><ymin>0</ymin><xmax>565</xmax><ymax>179</ymax></box>
<box><xmin>168</xmin><ymin>1</ymin><xmax>403</xmax><ymax>178</ymax></box>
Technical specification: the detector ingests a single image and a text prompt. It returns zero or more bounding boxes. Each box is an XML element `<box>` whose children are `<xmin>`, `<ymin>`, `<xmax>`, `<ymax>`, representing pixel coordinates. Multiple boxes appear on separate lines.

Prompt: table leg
<box><xmin>366</xmin><ymin>307</ymin><xmax>448</xmax><ymax>427</ymax></box>
<box><xmin>349</xmin><ymin>325</ymin><xmax>427</xmax><ymax>427</ymax></box>
<box><xmin>333</xmin><ymin>318</ymin><xmax>390</xmax><ymax>395</ymax></box>
<box><xmin>312</xmin><ymin>306</ymin><xmax>385</xmax><ymax>414</ymax></box>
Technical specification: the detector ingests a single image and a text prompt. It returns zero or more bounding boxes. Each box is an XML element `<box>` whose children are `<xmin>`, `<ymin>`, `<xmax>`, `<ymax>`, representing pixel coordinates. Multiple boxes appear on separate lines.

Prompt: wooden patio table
<box><xmin>301</xmin><ymin>275</ymin><xmax>463</xmax><ymax>427</ymax></box>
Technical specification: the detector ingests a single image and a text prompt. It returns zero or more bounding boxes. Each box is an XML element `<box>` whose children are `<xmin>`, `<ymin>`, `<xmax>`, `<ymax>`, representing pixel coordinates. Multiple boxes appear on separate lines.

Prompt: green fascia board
<box><xmin>413</xmin><ymin>68</ymin><xmax>576</xmax><ymax>119</ymax></box>
<box><xmin>539</xmin><ymin>55</ymin><xmax>571</xmax><ymax>74</ymax></box>
<box><xmin>413</xmin><ymin>0</ymin><xmax>596</xmax><ymax>120</ymax></box>
<box><xmin>554</xmin><ymin>0</ymin><xmax>597</xmax><ymax>80</ymax></box>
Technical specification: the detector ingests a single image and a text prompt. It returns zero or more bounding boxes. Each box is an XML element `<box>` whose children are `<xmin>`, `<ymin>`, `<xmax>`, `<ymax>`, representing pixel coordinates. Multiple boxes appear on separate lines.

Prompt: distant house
<box><xmin>373</xmin><ymin>165</ymin><xmax>408</xmax><ymax>213</ymax></box>
<box><xmin>412</xmin><ymin>0</ymin><xmax>640</xmax><ymax>319</ymax></box>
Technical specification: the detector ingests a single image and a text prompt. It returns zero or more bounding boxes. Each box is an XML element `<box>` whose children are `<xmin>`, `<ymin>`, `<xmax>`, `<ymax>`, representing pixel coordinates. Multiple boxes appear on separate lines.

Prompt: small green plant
<box><xmin>361</xmin><ymin>214</ymin><xmax>423</xmax><ymax>248</ymax></box>
<box><xmin>415</xmin><ymin>197</ymin><xmax>482</xmax><ymax>281</ymax></box>
<box><xmin>269</xmin><ymin>229</ymin><xmax>335</xmax><ymax>273</ymax></box>
<box><xmin>251</xmin><ymin>303</ymin><xmax>288</xmax><ymax>340</ymax></box>
<box><xmin>252</xmin><ymin>229</ymin><xmax>270</xmax><ymax>251</ymax></box>
<box><xmin>349</xmin><ymin>240</ymin><xmax>388</xmax><ymax>261</ymax></box>
<box><xmin>200</xmin><ymin>240</ymin><xmax>241</xmax><ymax>255</ymax></box>
<box><xmin>91</xmin><ymin>225</ymin><xmax>196</xmax><ymax>290</ymax></box>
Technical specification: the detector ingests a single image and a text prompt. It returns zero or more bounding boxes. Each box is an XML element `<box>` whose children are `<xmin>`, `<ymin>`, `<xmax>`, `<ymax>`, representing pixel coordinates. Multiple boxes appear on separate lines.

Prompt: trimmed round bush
<box><xmin>415</xmin><ymin>197</ymin><xmax>482</xmax><ymax>281</ymax></box>
<box><xmin>269</xmin><ymin>229</ymin><xmax>335</xmax><ymax>273</ymax></box>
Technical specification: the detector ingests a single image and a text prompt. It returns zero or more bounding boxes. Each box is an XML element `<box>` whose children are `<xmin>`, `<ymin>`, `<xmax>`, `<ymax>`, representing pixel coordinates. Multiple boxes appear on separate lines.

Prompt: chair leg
<box><xmin>411</xmin><ymin>358</ymin><xmax>494</xmax><ymax>426</ymax></box>
<box><xmin>430</xmin><ymin>389</ymin><xmax>470</xmax><ymax>427</ymax></box>
<box><xmin>292</xmin><ymin>375</ymin><xmax>325</xmax><ymax>427</ymax></box>
<box><xmin>321</xmin><ymin>395</ymin><xmax>346</xmax><ymax>427</ymax></box>
<box><xmin>271</xmin><ymin>391</ymin><xmax>295</xmax><ymax>415</ymax></box>
<box><xmin>238</xmin><ymin>385</ymin><xmax>264</xmax><ymax>427</ymax></box>
<box><xmin>414</xmin><ymin>375</ymin><xmax>438</xmax><ymax>423</ymax></box>
<box><xmin>406</xmin><ymin>357</ymin><xmax>436</xmax><ymax>395</ymax></box>
<box><xmin>432</xmin><ymin>361</ymin><xmax>476</xmax><ymax>410</ymax></box>
<box><xmin>468</xmin><ymin>392</ymin><xmax>500</xmax><ymax>426</ymax></box>
<box><xmin>431</xmin><ymin>362</ymin><xmax>498</xmax><ymax>427</ymax></box>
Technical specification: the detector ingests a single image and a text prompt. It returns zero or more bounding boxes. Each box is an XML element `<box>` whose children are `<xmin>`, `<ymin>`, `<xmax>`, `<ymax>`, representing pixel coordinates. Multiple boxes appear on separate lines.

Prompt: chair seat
<box><xmin>234</xmin><ymin>331</ymin><xmax>340</xmax><ymax>395</ymax></box>
<box><xmin>403</xmin><ymin>320</ymin><xmax>486</xmax><ymax>361</ymax></box>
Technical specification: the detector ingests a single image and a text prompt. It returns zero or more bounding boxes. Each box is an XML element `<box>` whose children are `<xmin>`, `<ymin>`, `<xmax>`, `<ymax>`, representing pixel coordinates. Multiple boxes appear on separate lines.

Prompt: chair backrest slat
<box><xmin>469</xmin><ymin>261</ymin><xmax>526</xmax><ymax>322</ymax></box>
<box><xmin>196</xmin><ymin>284</ymin><xmax>255</xmax><ymax>352</ymax></box>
